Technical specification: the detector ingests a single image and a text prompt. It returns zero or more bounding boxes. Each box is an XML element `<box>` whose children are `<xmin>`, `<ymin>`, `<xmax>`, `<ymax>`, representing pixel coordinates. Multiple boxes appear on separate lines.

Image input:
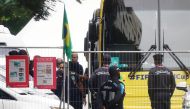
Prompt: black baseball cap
<box><xmin>153</xmin><ymin>54</ymin><xmax>163</xmax><ymax>61</ymax></box>
<box><xmin>109</xmin><ymin>66</ymin><xmax>120</xmax><ymax>76</ymax></box>
<box><xmin>103</xmin><ymin>54</ymin><xmax>111</xmax><ymax>64</ymax></box>
<box><xmin>9</xmin><ymin>50</ymin><xmax>18</xmax><ymax>55</ymax></box>
<box><xmin>19</xmin><ymin>49</ymin><xmax>28</xmax><ymax>55</ymax></box>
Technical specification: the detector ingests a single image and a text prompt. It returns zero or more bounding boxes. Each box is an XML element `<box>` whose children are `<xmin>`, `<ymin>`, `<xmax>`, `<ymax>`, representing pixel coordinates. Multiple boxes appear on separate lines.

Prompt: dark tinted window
<box><xmin>0</xmin><ymin>89</ymin><xmax>16</xmax><ymax>100</ymax></box>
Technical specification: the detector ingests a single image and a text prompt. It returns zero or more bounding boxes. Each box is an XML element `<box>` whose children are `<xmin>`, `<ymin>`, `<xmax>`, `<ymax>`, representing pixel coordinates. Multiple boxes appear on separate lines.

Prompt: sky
<box><xmin>16</xmin><ymin>0</ymin><xmax>101</xmax><ymax>68</ymax></box>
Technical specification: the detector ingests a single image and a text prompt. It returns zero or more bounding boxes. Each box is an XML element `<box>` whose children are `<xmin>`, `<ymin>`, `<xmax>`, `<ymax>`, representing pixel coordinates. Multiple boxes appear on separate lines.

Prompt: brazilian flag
<box><xmin>62</xmin><ymin>7</ymin><xmax>72</xmax><ymax>60</ymax></box>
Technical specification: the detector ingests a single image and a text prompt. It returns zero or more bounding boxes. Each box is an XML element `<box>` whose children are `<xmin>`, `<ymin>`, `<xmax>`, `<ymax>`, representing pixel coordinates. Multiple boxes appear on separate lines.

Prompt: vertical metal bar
<box><xmin>59</xmin><ymin>54</ymin><xmax>65</xmax><ymax>109</ymax></box>
<box><xmin>102</xmin><ymin>18</ymin><xmax>105</xmax><ymax>52</ymax></box>
<box><xmin>63</xmin><ymin>54</ymin><xmax>66</xmax><ymax>109</ymax></box>
<box><xmin>67</xmin><ymin>58</ymin><xmax>70</xmax><ymax>109</ymax></box>
<box><xmin>60</xmin><ymin>2</ymin><xmax>66</xmax><ymax>108</ymax></box>
<box><xmin>157</xmin><ymin>0</ymin><xmax>161</xmax><ymax>51</ymax></box>
<box><xmin>60</xmin><ymin>2</ymin><xmax>65</xmax><ymax>107</ymax></box>
<box><xmin>98</xmin><ymin>0</ymin><xmax>105</xmax><ymax>67</ymax></box>
<box><xmin>88</xmin><ymin>50</ymin><xmax>92</xmax><ymax>109</ymax></box>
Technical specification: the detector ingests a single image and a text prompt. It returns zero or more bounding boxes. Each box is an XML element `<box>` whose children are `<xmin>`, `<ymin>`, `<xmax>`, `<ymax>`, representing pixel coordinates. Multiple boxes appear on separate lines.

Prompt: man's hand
<box><xmin>92</xmin><ymin>92</ymin><xmax>97</xmax><ymax>99</ymax></box>
<box><xmin>79</xmin><ymin>75</ymin><xmax>88</xmax><ymax>81</ymax></box>
<box><xmin>82</xmin><ymin>97</ymin><xmax>87</xmax><ymax>105</ymax></box>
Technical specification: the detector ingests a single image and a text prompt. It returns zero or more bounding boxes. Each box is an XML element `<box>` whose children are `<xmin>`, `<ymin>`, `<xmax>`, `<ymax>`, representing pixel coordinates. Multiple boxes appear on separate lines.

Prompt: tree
<box><xmin>0</xmin><ymin>0</ymin><xmax>82</xmax><ymax>35</ymax></box>
<box><xmin>0</xmin><ymin>0</ymin><xmax>57</xmax><ymax>35</ymax></box>
<box><xmin>76</xmin><ymin>0</ymin><xmax>82</xmax><ymax>4</ymax></box>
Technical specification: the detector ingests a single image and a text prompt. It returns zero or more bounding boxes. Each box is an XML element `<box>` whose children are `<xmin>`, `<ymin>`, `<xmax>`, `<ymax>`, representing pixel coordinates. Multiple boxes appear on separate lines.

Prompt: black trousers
<box><xmin>91</xmin><ymin>97</ymin><xmax>102</xmax><ymax>109</ymax></box>
<box><xmin>91</xmin><ymin>98</ymin><xmax>97</xmax><ymax>109</ymax></box>
<box><xmin>150</xmin><ymin>92</ymin><xmax>171</xmax><ymax>109</ymax></box>
<box><xmin>70</xmin><ymin>101</ymin><xmax>82</xmax><ymax>109</ymax></box>
<box><xmin>67</xmin><ymin>90</ymin><xmax>83</xmax><ymax>109</ymax></box>
<box><xmin>91</xmin><ymin>93</ymin><xmax>105</xmax><ymax>109</ymax></box>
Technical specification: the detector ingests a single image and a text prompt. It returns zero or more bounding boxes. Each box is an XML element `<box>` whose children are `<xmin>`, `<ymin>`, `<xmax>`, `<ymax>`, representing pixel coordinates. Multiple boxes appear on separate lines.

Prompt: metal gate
<box><xmin>1</xmin><ymin>47</ymin><xmax>190</xmax><ymax>109</ymax></box>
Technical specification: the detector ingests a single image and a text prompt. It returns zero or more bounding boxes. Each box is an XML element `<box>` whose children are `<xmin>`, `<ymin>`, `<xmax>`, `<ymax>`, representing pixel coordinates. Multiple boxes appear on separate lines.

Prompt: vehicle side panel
<box><xmin>120</xmin><ymin>71</ymin><xmax>187</xmax><ymax>109</ymax></box>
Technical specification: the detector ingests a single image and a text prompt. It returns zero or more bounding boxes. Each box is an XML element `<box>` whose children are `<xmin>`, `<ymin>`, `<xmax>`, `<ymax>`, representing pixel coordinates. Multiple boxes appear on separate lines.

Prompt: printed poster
<box><xmin>6</xmin><ymin>56</ymin><xmax>29</xmax><ymax>87</ymax></box>
<box><xmin>33</xmin><ymin>57</ymin><xmax>56</xmax><ymax>89</ymax></box>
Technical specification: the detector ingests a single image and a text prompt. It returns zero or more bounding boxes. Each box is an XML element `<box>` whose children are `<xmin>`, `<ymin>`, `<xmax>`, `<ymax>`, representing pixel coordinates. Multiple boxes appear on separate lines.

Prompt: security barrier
<box><xmin>72</xmin><ymin>51</ymin><xmax>190</xmax><ymax>109</ymax></box>
<box><xmin>1</xmin><ymin>47</ymin><xmax>190</xmax><ymax>109</ymax></box>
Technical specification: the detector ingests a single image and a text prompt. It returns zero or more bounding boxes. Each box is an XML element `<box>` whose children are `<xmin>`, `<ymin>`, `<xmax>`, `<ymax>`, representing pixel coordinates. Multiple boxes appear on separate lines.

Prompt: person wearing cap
<box><xmin>99</xmin><ymin>66</ymin><xmax>125</xmax><ymax>109</ymax></box>
<box><xmin>8</xmin><ymin>50</ymin><xmax>19</xmax><ymax>55</ymax></box>
<box><xmin>29</xmin><ymin>55</ymin><xmax>40</xmax><ymax>78</ymax></box>
<box><xmin>18</xmin><ymin>49</ymin><xmax>28</xmax><ymax>55</ymax></box>
<box><xmin>89</xmin><ymin>54</ymin><xmax>111</xmax><ymax>109</ymax></box>
<box><xmin>148</xmin><ymin>54</ymin><xmax>176</xmax><ymax>109</ymax></box>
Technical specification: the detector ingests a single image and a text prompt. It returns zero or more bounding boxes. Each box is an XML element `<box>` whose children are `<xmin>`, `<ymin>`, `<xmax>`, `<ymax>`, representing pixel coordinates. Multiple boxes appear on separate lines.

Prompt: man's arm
<box><xmin>89</xmin><ymin>72</ymin><xmax>97</xmax><ymax>95</ymax></box>
<box><xmin>79</xmin><ymin>64</ymin><xmax>84</xmax><ymax>75</ymax></box>
<box><xmin>108</xmin><ymin>82</ymin><xmax>125</xmax><ymax>108</ymax></box>
<box><xmin>148</xmin><ymin>69</ymin><xmax>154</xmax><ymax>98</ymax></box>
<box><xmin>170</xmin><ymin>71</ymin><xmax>176</xmax><ymax>97</ymax></box>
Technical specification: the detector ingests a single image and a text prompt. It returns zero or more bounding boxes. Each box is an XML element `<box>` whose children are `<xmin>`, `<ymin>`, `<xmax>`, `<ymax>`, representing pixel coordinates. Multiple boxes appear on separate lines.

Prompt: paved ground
<box><xmin>60</xmin><ymin>94</ymin><xmax>91</xmax><ymax>109</ymax></box>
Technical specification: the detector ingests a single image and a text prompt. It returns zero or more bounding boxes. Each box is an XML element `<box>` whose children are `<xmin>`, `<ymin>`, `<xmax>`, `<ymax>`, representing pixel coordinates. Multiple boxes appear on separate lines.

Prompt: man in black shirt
<box><xmin>89</xmin><ymin>54</ymin><xmax>111</xmax><ymax>109</ymax></box>
<box><xmin>65</xmin><ymin>52</ymin><xmax>85</xmax><ymax>109</ymax></box>
<box><xmin>148</xmin><ymin>54</ymin><xmax>176</xmax><ymax>109</ymax></box>
<box><xmin>99</xmin><ymin>66</ymin><xmax>125</xmax><ymax>109</ymax></box>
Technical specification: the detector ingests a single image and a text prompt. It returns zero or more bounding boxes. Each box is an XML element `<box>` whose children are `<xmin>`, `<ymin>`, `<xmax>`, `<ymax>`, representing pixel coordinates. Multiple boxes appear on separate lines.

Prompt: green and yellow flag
<box><xmin>62</xmin><ymin>7</ymin><xmax>72</xmax><ymax>60</ymax></box>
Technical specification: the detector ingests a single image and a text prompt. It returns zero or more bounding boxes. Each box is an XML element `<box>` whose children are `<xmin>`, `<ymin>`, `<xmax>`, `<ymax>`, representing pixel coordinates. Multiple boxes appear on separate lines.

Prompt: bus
<box><xmin>84</xmin><ymin>0</ymin><xmax>190</xmax><ymax>108</ymax></box>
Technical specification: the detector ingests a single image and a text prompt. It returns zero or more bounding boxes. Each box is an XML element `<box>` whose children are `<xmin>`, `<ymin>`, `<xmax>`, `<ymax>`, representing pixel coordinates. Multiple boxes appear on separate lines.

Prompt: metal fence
<box><xmin>1</xmin><ymin>46</ymin><xmax>190</xmax><ymax>109</ymax></box>
<box><xmin>0</xmin><ymin>46</ymin><xmax>67</xmax><ymax>109</ymax></box>
<box><xmin>63</xmin><ymin>50</ymin><xmax>190</xmax><ymax>109</ymax></box>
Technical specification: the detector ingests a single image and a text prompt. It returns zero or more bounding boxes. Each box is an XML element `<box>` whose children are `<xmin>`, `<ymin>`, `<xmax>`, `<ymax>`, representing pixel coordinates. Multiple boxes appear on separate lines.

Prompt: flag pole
<box><xmin>60</xmin><ymin>0</ymin><xmax>72</xmax><ymax>108</ymax></box>
<box><xmin>59</xmin><ymin>2</ymin><xmax>66</xmax><ymax>109</ymax></box>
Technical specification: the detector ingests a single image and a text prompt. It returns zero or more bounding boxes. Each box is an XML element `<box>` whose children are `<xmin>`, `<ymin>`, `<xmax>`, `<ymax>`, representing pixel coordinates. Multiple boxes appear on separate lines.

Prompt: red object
<box><xmin>6</xmin><ymin>56</ymin><xmax>29</xmax><ymax>87</ymax></box>
<box><xmin>33</xmin><ymin>57</ymin><xmax>56</xmax><ymax>89</ymax></box>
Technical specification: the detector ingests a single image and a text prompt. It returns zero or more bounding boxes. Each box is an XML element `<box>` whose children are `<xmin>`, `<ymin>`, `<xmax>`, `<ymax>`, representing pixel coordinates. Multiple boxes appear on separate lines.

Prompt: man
<box><xmin>69</xmin><ymin>52</ymin><xmax>83</xmax><ymax>75</ymax></box>
<box><xmin>65</xmin><ymin>52</ymin><xmax>85</xmax><ymax>109</ymax></box>
<box><xmin>99</xmin><ymin>66</ymin><xmax>125</xmax><ymax>109</ymax></box>
<box><xmin>89</xmin><ymin>54</ymin><xmax>111</xmax><ymax>109</ymax></box>
<box><xmin>56</xmin><ymin>58</ymin><xmax>63</xmax><ymax>69</ymax></box>
<box><xmin>52</xmin><ymin>60</ymin><xmax>64</xmax><ymax>99</ymax></box>
<box><xmin>148</xmin><ymin>54</ymin><xmax>176</xmax><ymax>109</ymax></box>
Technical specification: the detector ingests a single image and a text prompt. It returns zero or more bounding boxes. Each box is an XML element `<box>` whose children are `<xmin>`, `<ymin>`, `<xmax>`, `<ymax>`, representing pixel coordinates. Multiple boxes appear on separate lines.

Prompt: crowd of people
<box><xmin>54</xmin><ymin>53</ymin><xmax>126</xmax><ymax>109</ymax></box>
<box><xmin>59</xmin><ymin>52</ymin><xmax>173</xmax><ymax>109</ymax></box>
<box><xmin>58</xmin><ymin>53</ymin><xmax>175</xmax><ymax>109</ymax></box>
<box><xmin>8</xmin><ymin>49</ymin><xmax>176</xmax><ymax>109</ymax></box>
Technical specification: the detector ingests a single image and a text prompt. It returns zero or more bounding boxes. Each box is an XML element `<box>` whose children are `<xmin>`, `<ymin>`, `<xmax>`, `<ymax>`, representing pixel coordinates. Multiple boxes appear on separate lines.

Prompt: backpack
<box><xmin>100</xmin><ymin>80</ymin><xmax>125</xmax><ymax>109</ymax></box>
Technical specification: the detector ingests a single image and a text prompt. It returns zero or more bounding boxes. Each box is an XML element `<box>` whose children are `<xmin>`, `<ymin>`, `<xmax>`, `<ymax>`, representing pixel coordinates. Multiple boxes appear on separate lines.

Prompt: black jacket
<box><xmin>89</xmin><ymin>66</ymin><xmax>110</xmax><ymax>94</ymax></box>
<box><xmin>52</xmin><ymin>69</ymin><xmax>64</xmax><ymax>99</ymax></box>
<box><xmin>69</xmin><ymin>61</ymin><xmax>83</xmax><ymax>75</ymax></box>
<box><xmin>148</xmin><ymin>66</ymin><xmax>176</xmax><ymax>99</ymax></box>
<box><xmin>99</xmin><ymin>79</ymin><xmax>125</xmax><ymax>109</ymax></box>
